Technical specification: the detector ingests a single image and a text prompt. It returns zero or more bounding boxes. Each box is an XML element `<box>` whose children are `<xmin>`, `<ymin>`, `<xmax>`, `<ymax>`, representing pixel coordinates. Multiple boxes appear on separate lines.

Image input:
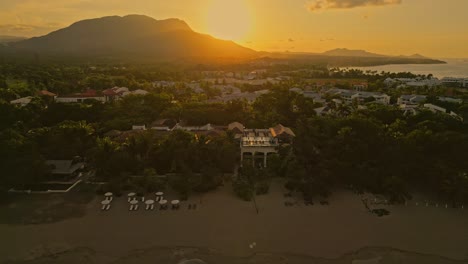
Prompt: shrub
<box><xmin>233</xmin><ymin>178</ymin><xmax>253</xmax><ymax>201</ymax></box>
<box><xmin>255</xmin><ymin>181</ymin><xmax>270</xmax><ymax>195</ymax></box>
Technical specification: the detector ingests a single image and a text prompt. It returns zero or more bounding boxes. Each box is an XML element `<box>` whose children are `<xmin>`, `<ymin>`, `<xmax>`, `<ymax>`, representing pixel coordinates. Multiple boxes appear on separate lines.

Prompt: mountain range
<box><xmin>8</xmin><ymin>15</ymin><xmax>256</xmax><ymax>59</ymax></box>
<box><xmin>321</xmin><ymin>48</ymin><xmax>429</xmax><ymax>59</ymax></box>
<box><xmin>1</xmin><ymin>15</ymin><xmax>444</xmax><ymax>65</ymax></box>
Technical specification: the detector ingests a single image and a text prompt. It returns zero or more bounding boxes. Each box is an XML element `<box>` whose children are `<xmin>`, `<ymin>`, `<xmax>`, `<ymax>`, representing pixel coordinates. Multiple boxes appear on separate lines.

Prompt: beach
<box><xmin>1</xmin><ymin>180</ymin><xmax>468</xmax><ymax>264</ymax></box>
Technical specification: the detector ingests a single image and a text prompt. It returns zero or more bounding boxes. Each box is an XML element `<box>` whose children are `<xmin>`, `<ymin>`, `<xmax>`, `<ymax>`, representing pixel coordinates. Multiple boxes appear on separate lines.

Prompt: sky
<box><xmin>1</xmin><ymin>0</ymin><xmax>467</xmax><ymax>58</ymax></box>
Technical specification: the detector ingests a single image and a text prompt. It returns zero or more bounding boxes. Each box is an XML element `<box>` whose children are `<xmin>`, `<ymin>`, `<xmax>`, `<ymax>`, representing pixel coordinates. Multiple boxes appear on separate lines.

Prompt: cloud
<box><xmin>307</xmin><ymin>0</ymin><xmax>402</xmax><ymax>11</ymax></box>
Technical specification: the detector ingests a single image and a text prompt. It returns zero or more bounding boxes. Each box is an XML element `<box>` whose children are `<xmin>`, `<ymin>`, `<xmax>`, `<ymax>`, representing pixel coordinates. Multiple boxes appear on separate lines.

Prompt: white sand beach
<box><xmin>1</xmin><ymin>180</ymin><xmax>467</xmax><ymax>263</ymax></box>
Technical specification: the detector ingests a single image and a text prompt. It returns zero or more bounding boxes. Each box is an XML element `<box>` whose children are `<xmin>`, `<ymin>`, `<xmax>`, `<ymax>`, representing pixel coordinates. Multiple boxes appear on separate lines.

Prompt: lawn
<box><xmin>0</xmin><ymin>182</ymin><xmax>97</xmax><ymax>225</ymax></box>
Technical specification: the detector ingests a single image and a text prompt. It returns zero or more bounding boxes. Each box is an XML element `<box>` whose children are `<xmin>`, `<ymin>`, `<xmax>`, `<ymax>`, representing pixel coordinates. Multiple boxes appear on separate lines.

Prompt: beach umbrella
<box><xmin>145</xmin><ymin>199</ymin><xmax>155</xmax><ymax>205</ymax></box>
<box><xmin>130</xmin><ymin>200</ymin><xmax>139</xmax><ymax>205</ymax></box>
<box><xmin>101</xmin><ymin>200</ymin><xmax>111</xmax><ymax>205</ymax></box>
<box><xmin>156</xmin><ymin>192</ymin><xmax>164</xmax><ymax>196</ymax></box>
<box><xmin>128</xmin><ymin>192</ymin><xmax>136</xmax><ymax>197</ymax></box>
<box><xmin>105</xmin><ymin>192</ymin><xmax>113</xmax><ymax>197</ymax></box>
<box><xmin>171</xmin><ymin>200</ymin><xmax>180</xmax><ymax>205</ymax></box>
<box><xmin>159</xmin><ymin>199</ymin><xmax>168</xmax><ymax>205</ymax></box>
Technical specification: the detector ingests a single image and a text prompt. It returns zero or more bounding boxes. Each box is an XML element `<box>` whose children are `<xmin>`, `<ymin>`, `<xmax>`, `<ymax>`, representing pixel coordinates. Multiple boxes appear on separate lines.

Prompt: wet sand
<box><xmin>1</xmin><ymin>180</ymin><xmax>468</xmax><ymax>263</ymax></box>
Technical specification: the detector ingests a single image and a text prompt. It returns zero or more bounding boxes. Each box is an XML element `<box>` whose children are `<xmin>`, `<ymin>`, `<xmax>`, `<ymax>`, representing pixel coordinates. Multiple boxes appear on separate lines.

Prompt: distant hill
<box><xmin>322</xmin><ymin>48</ymin><xmax>386</xmax><ymax>58</ymax></box>
<box><xmin>268</xmin><ymin>48</ymin><xmax>445</xmax><ymax>66</ymax></box>
<box><xmin>8</xmin><ymin>15</ymin><xmax>256</xmax><ymax>60</ymax></box>
<box><xmin>397</xmin><ymin>54</ymin><xmax>429</xmax><ymax>59</ymax></box>
<box><xmin>0</xmin><ymin>35</ymin><xmax>27</xmax><ymax>44</ymax></box>
<box><xmin>268</xmin><ymin>49</ymin><xmax>445</xmax><ymax>67</ymax></box>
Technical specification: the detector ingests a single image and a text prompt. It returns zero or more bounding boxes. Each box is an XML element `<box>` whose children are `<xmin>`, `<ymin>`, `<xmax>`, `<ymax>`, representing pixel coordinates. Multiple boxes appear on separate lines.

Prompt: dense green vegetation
<box><xmin>0</xmin><ymin>62</ymin><xmax>467</xmax><ymax>205</ymax></box>
<box><xmin>289</xmin><ymin>106</ymin><xmax>468</xmax><ymax>205</ymax></box>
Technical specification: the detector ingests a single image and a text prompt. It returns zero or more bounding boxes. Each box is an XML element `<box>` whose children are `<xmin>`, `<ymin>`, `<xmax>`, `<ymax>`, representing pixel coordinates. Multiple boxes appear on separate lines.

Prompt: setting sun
<box><xmin>205</xmin><ymin>0</ymin><xmax>252</xmax><ymax>41</ymax></box>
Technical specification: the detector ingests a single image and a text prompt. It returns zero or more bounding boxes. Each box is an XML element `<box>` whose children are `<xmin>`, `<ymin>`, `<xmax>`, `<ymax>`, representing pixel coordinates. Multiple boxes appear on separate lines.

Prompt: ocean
<box><xmin>348</xmin><ymin>58</ymin><xmax>468</xmax><ymax>78</ymax></box>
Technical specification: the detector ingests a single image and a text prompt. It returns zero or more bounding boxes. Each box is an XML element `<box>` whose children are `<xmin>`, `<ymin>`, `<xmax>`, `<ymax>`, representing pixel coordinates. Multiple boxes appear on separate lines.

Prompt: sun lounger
<box><xmin>129</xmin><ymin>204</ymin><xmax>134</xmax><ymax>211</ymax></box>
<box><xmin>106</xmin><ymin>204</ymin><xmax>111</xmax><ymax>210</ymax></box>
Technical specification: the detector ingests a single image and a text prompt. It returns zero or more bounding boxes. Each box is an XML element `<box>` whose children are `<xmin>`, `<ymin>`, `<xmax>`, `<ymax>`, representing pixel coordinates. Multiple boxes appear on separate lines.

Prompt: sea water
<box><xmin>349</xmin><ymin>58</ymin><xmax>468</xmax><ymax>78</ymax></box>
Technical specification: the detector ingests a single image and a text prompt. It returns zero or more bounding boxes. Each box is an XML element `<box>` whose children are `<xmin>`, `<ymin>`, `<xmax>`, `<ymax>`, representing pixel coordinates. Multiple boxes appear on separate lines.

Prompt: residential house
<box><xmin>270</xmin><ymin>124</ymin><xmax>296</xmax><ymax>143</ymax></box>
<box><xmin>441</xmin><ymin>77</ymin><xmax>468</xmax><ymax>87</ymax></box>
<box><xmin>438</xmin><ymin>97</ymin><xmax>463</xmax><ymax>104</ymax></box>
<box><xmin>46</xmin><ymin>159</ymin><xmax>85</xmax><ymax>180</ymax></box>
<box><xmin>37</xmin><ymin>90</ymin><xmax>57</xmax><ymax>98</ymax></box>
<box><xmin>227</xmin><ymin>122</ymin><xmax>245</xmax><ymax>137</ymax></box>
<box><xmin>150</xmin><ymin>119</ymin><xmax>177</xmax><ymax>131</ymax></box>
<box><xmin>10</xmin><ymin>96</ymin><xmax>33</xmax><ymax>106</ymax></box>
<box><xmin>132</xmin><ymin>125</ymin><xmax>147</xmax><ymax>130</ymax></box>
<box><xmin>102</xmin><ymin>86</ymin><xmax>130</xmax><ymax>102</ymax></box>
<box><xmin>55</xmin><ymin>89</ymin><xmax>105</xmax><ymax>103</ymax></box>
<box><xmin>397</xmin><ymin>95</ymin><xmax>427</xmax><ymax>105</ymax></box>
<box><xmin>303</xmin><ymin>91</ymin><xmax>326</xmax><ymax>104</ymax></box>
<box><xmin>423</xmin><ymin>104</ymin><xmax>463</xmax><ymax>121</ymax></box>
<box><xmin>314</xmin><ymin>106</ymin><xmax>332</xmax><ymax>116</ymax></box>
<box><xmin>289</xmin><ymin>87</ymin><xmax>304</xmax><ymax>94</ymax></box>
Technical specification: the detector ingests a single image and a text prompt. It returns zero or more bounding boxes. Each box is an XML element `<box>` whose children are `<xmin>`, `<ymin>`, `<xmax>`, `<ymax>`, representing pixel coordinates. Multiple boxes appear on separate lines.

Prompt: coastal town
<box><xmin>1</xmin><ymin>2</ymin><xmax>468</xmax><ymax>263</ymax></box>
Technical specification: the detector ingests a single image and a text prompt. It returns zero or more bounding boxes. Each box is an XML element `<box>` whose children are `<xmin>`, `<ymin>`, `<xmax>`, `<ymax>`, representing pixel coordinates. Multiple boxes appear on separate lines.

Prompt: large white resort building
<box><xmin>230</xmin><ymin>123</ymin><xmax>295</xmax><ymax>167</ymax></box>
<box><xmin>241</xmin><ymin>129</ymin><xmax>279</xmax><ymax>167</ymax></box>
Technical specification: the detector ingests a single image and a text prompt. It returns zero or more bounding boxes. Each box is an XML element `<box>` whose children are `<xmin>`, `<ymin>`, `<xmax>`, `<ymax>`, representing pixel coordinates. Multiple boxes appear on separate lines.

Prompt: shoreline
<box><xmin>4</xmin><ymin>245</ymin><xmax>467</xmax><ymax>264</ymax></box>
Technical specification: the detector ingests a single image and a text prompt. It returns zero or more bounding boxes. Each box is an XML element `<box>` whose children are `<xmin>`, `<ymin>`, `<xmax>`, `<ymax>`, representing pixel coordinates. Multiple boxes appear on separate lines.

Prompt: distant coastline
<box><xmin>348</xmin><ymin>58</ymin><xmax>468</xmax><ymax>78</ymax></box>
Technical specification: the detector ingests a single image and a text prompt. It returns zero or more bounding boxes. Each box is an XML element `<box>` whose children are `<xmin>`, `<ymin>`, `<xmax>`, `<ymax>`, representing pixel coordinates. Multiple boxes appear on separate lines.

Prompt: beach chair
<box><xmin>101</xmin><ymin>204</ymin><xmax>107</xmax><ymax>211</ymax></box>
<box><xmin>106</xmin><ymin>204</ymin><xmax>111</xmax><ymax>210</ymax></box>
<box><xmin>129</xmin><ymin>204</ymin><xmax>134</xmax><ymax>211</ymax></box>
